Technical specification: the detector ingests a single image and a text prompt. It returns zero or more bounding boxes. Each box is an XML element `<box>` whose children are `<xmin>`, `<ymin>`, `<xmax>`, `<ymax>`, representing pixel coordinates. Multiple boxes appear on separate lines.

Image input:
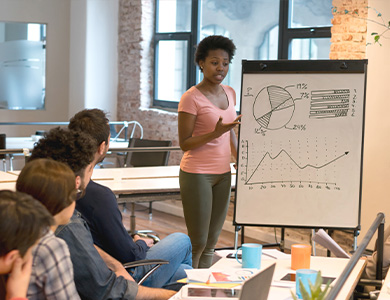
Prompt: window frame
<box><xmin>153</xmin><ymin>0</ymin><xmax>332</xmax><ymax>109</ymax></box>
<box><xmin>278</xmin><ymin>0</ymin><xmax>331</xmax><ymax>59</ymax></box>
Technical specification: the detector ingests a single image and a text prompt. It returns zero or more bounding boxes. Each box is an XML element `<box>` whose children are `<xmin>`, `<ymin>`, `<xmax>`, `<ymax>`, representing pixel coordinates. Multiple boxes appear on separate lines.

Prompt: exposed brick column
<box><xmin>117</xmin><ymin>0</ymin><xmax>182</xmax><ymax>164</ymax></box>
<box><xmin>330</xmin><ymin>0</ymin><xmax>368</xmax><ymax>59</ymax></box>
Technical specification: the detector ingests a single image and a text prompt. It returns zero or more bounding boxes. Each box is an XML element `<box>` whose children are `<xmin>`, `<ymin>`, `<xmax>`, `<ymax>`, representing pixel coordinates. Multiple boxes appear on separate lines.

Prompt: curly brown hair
<box><xmin>29</xmin><ymin>127</ymin><xmax>96</xmax><ymax>178</ymax></box>
<box><xmin>195</xmin><ymin>35</ymin><xmax>236</xmax><ymax>66</ymax></box>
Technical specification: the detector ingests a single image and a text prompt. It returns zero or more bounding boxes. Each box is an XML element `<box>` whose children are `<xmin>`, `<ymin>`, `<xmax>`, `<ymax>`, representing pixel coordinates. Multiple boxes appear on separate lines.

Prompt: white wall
<box><xmin>361</xmin><ymin>0</ymin><xmax>390</xmax><ymax>247</ymax></box>
<box><xmin>0</xmin><ymin>0</ymin><xmax>71</xmax><ymax>136</ymax></box>
<box><xmin>0</xmin><ymin>0</ymin><xmax>119</xmax><ymax>137</ymax></box>
<box><xmin>69</xmin><ymin>0</ymin><xmax>118</xmax><ymax>118</ymax></box>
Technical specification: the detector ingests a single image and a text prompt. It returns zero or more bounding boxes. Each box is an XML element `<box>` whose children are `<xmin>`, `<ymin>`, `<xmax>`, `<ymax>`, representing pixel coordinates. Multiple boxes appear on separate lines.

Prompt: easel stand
<box><xmin>233</xmin><ymin>225</ymin><xmax>360</xmax><ymax>256</ymax></box>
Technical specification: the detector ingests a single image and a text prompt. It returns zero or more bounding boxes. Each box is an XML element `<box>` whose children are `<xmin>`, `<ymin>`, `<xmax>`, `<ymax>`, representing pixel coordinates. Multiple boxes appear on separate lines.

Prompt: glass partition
<box><xmin>0</xmin><ymin>21</ymin><xmax>46</xmax><ymax>110</ymax></box>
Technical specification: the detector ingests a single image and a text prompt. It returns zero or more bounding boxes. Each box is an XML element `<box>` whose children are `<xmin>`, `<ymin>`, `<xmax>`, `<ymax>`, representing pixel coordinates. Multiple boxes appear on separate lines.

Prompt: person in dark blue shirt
<box><xmin>69</xmin><ymin>109</ymin><xmax>192</xmax><ymax>289</ymax></box>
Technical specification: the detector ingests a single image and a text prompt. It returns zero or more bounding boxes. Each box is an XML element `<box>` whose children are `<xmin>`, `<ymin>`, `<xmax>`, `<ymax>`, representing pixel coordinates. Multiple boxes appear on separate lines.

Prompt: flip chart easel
<box><xmin>234</xmin><ymin>60</ymin><xmax>368</xmax><ymax>249</ymax></box>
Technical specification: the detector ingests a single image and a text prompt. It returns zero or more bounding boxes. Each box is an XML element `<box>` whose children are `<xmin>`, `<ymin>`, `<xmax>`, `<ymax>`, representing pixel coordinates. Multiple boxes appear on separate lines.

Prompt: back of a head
<box><xmin>69</xmin><ymin>108</ymin><xmax>110</xmax><ymax>145</ymax></box>
<box><xmin>29</xmin><ymin>127</ymin><xmax>96</xmax><ymax>177</ymax></box>
<box><xmin>16</xmin><ymin>158</ymin><xmax>77</xmax><ymax>216</ymax></box>
<box><xmin>0</xmin><ymin>190</ymin><xmax>53</xmax><ymax>257</ymax></box>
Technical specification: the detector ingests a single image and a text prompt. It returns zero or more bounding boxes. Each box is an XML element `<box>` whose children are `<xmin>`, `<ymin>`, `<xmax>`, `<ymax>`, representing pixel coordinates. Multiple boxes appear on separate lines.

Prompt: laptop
<box><xmin>182</xmin><ymin>262</ymin><xmax>276</xmax><ymax>300</ymax></box>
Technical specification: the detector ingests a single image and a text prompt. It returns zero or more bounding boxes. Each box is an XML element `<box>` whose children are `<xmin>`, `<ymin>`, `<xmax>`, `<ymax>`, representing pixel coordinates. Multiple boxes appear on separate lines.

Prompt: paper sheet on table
<box><xmin>184</xmin><ymin>268</ymin><xmax>257</xmax><ymax>284</ymax></box>
<box><xmin>312</xmin><ymin>229</ymin><xmax>351</xmax><ymax>258</ymax></box>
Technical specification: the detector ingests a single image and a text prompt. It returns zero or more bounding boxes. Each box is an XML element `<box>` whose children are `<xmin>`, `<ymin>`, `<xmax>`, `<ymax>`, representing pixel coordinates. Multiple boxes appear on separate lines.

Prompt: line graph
<box><xmin>241</xmin><ymin>140</ymin><xmax>349</xmax><ymax>186</ymax></box>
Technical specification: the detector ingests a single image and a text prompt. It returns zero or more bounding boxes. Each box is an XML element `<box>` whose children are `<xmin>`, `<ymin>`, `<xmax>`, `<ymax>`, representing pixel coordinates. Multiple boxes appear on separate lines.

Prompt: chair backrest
<box><xmin>124</xmin><ymin>138</ymin><xmax>172</xmax><ymax>167</ymax></box>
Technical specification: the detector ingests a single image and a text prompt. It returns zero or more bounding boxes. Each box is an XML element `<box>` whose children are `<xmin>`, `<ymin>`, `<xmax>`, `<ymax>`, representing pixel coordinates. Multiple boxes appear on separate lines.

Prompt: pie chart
<box><xmin>253</xmin><ymin>85</ymin><xmax>295</xmax><ymax>130</ymax></box>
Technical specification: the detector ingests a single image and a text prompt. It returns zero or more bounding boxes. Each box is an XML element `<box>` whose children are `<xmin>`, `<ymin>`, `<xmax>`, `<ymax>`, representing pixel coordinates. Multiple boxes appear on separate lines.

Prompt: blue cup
<box><xmin>235</xmin><ymin>243</ymin><xmax>262</xmax><ymax>269</ymax></box>
<box><xmin>296</xmin><ymin>269</ymin><xmax>319</xmax><ymax>299</ymax></box>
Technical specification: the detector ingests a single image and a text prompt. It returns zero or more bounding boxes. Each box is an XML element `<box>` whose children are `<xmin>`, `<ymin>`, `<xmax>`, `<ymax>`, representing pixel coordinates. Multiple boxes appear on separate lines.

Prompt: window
<box><xmin>154</xmin><ymin>0</ymin><xmax>332</xmax><ymax>110</ymax></box>
<box><xmin>0</xmin><ymin>22</ymin><xmax>46</xmax><ymax>110</ymax></box>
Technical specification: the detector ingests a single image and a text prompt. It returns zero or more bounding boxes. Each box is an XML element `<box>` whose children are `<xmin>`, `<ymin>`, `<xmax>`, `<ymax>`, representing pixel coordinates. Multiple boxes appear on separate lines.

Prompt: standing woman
<box><xmin>178</xmin><ymin>35</ymin><xmax>241</xmax><ymax>268</ymax></box>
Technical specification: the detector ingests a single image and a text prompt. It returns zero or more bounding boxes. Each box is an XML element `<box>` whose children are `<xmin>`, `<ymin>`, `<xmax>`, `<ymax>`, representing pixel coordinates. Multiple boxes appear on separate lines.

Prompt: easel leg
<box><xmin>312</xmin><ymin>229</ymin><xmax>317</xmax><ymax>256</ymax></box>
<box><xmin>354</xmin><ymin>229</ymin><xmax>359</xmax><ymax>251</ymax></box>
<box><xmin>234</xmin><ymin>226</ymin><xmax>241</xmax><ymax>250</ymax></box>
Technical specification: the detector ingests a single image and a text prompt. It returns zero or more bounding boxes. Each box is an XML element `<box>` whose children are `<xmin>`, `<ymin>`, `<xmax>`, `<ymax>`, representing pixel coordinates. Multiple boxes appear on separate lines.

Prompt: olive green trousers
<box><xmin>179</xmin><ymin>169</ymin><xmax>231</xmax><ymax>268</ymax></box>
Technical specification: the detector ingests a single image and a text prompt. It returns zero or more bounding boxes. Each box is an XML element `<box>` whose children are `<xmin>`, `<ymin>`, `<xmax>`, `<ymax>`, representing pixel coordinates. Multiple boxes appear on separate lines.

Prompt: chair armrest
<box><xmin>123</xmin><ymin>259</ymin><xmax>169</xmax><ymax>285</ymax></box>
<box><xmin>123</xmin><ymin>259</ymin><xmax>169</xmax><ymax>269</ymax></box>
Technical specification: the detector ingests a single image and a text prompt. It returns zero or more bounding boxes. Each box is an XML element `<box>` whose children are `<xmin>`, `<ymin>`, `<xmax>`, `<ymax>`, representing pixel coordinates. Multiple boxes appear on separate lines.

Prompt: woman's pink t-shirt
<box><xmin>178</xmin><ymin>84</ymin><xmax>237</xmax><ymax>174</ymax></box>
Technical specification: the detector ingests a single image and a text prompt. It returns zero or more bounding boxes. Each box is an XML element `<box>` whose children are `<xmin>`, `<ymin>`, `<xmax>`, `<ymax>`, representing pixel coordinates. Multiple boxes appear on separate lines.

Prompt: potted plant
<box><xmin>291</xmin><ymin>271</ymin><xmax>332</xmax><ymax>300</ymax></box>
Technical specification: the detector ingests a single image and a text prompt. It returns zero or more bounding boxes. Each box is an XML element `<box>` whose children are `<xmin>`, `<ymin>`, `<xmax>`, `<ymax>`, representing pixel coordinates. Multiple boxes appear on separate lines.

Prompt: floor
<box><xmin>121</xmin><ymin>202</ymin><xmax>356</xmax><ymax>257</ymax></box>
<box><xmin>121</xmin><ymin>203</ymin><xmax>285</xmax><ymax>251</ymax></box>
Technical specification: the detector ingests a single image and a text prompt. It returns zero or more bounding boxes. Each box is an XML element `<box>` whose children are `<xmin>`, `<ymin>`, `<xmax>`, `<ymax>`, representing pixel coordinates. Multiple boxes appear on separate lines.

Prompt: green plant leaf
<box><xmin>299</xmin><ymin>279</ymin><xmax>311</xmax><ymax>299</ymax></box>
<box><xmin>344</xmin><ymin>9</ymin><xmax>349</xmax><ymax>14</ymax></box>
<box><xmin>318</xmin><ymin>280</ymin><xmax>332</xmax><ymax>298</ymax></box>
<box><xmin>374</xmin><ymin>35</ymin><xmax>380</xmax><ymax>42</ymax></box>
<box><xmin>377</xmin><ymin>13</ymin><xmax>382</xmax><ymax>17</ymax></box>
<box><xmin>371</xmin><ymin>32</ymin><xmax>378</xmax><ymax>35</ymax></box>
<box><xmin>290</xmin><ymin>290</ymin><xmax>298</xmax><ymax>300</ymax></box>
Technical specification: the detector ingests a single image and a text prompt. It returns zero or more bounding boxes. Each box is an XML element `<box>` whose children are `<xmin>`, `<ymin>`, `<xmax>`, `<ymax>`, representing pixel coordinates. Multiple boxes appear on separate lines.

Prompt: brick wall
<box><xmin>117</xmin><ymin>0</ymin><xmax>182</xmax><ymax>164</ymax></box>
<box><xmin>330</xmin><ymin>0</ymin><xmax>368</xmax><ymax>59</ymax></box>
<box><xmin>117</xmin><ymin>1</ymin><xmax>368</xmax><ymax>165</ymax></box>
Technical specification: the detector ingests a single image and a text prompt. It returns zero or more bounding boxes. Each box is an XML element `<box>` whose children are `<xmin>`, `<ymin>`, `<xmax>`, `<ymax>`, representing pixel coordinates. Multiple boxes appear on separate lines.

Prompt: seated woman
<box><xmin>16</xmin><ymin>158</ymin><xmax>81</xmax><ymax>299</ymax></box>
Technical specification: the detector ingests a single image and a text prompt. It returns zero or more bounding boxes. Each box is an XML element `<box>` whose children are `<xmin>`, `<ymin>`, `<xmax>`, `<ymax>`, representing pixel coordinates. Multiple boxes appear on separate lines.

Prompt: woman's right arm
<box><xmin>178</xmin><ymin>112</ymin><xmax>240</xmax><ymax>151</ymax></box>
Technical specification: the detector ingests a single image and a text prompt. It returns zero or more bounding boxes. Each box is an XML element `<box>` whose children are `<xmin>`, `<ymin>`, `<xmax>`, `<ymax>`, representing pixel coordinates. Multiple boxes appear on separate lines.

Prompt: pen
<box><xmin>206</xmin><ymin>274</ymin><xmax>212</xmax><ymax>284</ymax></box>
<box><xmin>263</xmin><ymin>252</ymin><xmax>277</xmax><ymax>259</ymax></box>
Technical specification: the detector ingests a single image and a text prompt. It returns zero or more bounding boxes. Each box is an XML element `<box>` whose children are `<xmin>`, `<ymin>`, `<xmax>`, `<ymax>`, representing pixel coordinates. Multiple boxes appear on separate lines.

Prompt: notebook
<box><xmin>182</xmin><ymin>262</ymin><xmax>276</xmax><ymax>300</ymax></box>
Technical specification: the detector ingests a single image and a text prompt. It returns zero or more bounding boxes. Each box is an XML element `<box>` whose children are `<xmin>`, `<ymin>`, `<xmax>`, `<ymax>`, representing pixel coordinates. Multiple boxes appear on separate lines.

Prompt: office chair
<box><xmin>123</xmin><ymin>138</ymin><xmax>172</xmax><ymax>168</ymax></box>
<box><xmin>119</xmin><ymin>138</ymin><xmax>172</xmax><ymax>242</ymax></box>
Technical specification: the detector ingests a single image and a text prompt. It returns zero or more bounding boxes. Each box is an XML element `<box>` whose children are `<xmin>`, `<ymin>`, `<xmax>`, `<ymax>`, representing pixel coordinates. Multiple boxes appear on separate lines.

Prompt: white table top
<box><xmin>94</xmin><ymin>165</ymin><xmax>236</xmax><ymax>195</ymax></box>
<box><xmin>92</xmin><ymin>164</ymin><xmax>236</xmax><ymax>180</ymax></box>
<box><xmin>173</xmin><ymin>253</ymin><xmax>366</xmax><ymax>300</ymax></box>
<box><xmin>6</xmin><ymin>165</ymin><xmax>236</xmax><ymax>195</ymax></box>
<box><xmin>0</xmin><ymin>181</ymin><xmax>16</xmax><ymax>191</ymax></box>
<box><xmin>0</xmin><ymin>171</ymin><xmax>18</xmax><ymax>182</ymax></box>
<box><xmin>5</xmin><ymin>137</ymin><xmax>129</xmax><ymax>150</ymax></box>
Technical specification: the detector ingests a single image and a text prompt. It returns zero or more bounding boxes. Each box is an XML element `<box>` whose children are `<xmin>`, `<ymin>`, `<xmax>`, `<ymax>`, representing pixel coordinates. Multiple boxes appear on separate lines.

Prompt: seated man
<box><xmin>0</xmin><ymin>190</ymin><xmax>53</xmax><ymax>300</ymax></box>
<box><xmin>68</xmin><ymin>109</ymin><xmax>192</xmax><ymax>288</ymax></box>
<box><xmin>30</xmin><ymin>127</ymin><xmax>176</xmax><ymax>300</ymax></box>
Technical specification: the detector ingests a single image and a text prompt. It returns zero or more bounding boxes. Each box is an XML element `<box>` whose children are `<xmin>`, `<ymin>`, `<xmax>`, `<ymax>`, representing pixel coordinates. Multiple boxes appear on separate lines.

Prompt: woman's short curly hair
<box><xmin>195</xmin><ymin>35</ymin><xmax>236</xmax><ymax>66</ymax></box>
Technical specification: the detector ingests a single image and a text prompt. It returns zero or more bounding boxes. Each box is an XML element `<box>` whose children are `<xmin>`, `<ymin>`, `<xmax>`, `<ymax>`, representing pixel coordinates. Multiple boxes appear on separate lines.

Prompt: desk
<box><xmin>0</xmin><ymin>171</ymin><xmax>17</xmax><ymax>191</ymax></box>
<box><xmin>175</xmin><ymin>253</ymin><xmax>366</xmax><ymax>300</ymax></box>
<box><xmin>4</xmin><ymin>165</ymin><xmax>237</xmax><ymax>233</ymax></box>
<box><xmin>5</xmin><ymin>137</ymin><xmax>129</xmax><ymax>150</ymax></box>
<box><xmin>0</xmin><ymin>171</ymin><xmax>18</xmax><ymax>182</ymax></box>
<box><xmin>95</xmin><ymin>166</ymin><xmax>236</xmax><ymax>233</ymax></box>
